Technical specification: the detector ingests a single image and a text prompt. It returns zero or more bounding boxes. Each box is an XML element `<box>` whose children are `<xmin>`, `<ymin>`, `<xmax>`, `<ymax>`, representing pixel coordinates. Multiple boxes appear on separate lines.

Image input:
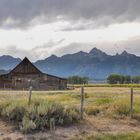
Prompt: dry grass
<box><xmin>1</xmin><ymin>87</ymin><xmax>140</xmax><ymax>117</ymax></box>
<box><xmin>1</xmin><ymin>87</ymin><xmax>140</xmax><ymax>139</ymax></box>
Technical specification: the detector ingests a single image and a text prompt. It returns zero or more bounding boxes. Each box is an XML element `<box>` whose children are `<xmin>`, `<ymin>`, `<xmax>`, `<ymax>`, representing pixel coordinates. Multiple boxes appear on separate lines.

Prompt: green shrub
<box><xmin>20</xmin><ymin>116</ymin><xmax>36</xmax><ymax>133</ymax></box>
<box><xmin>0</xmin><ymin>101</ymin><xmax>10</xmax><ymax>116</ymax></box>
<box><xmin>0</xmin><ymin>99</ymin><xmax>80</xmax><ymax>133</ymax></box>
<box><xmin>63</xmin><ymin>106</ymin><xmax>80</xmax><ymax>124</ymax></box>
<box><xmin>1</xmin><ymin>103</ymin><xmax>25</xmax><ymax>121</ymax></box>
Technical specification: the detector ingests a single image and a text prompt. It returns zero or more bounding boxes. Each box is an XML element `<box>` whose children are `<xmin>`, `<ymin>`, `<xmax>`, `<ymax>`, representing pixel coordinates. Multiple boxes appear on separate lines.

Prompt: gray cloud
<box><xmin>0</xmin><ymin>0</ymin><xmax>140</xmax><ymax>28</ymax></box>
<box><xmin>54</xmin><ymin>37</ymin><xmax>140</xmax><ymax>57</ymax></box>
<box><xmin>1</xmin><ymin>36</ymin><xmax>140</xmax><ymax>61</ymax></box>
<box><xmin>0</xmin><ymin>39</ymin><xmax>65</xmax><ymax>61</ymax></box>
<box><xmin>0</xmin><ymin>46</ymin><xmax>30</xmax><ymax>59</ymax></box>
<box><xmin>53</xmin><ymin>43</ymin><xmax>94</xmax><ymax>55</ymax></box>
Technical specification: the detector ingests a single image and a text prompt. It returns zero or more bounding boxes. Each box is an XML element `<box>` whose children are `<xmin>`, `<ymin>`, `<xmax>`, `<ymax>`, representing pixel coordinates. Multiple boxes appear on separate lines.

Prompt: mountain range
<box><xmin>0</xmin><ymin>48</ymin><xmax>140</xmax><ymax>80</ymax></box>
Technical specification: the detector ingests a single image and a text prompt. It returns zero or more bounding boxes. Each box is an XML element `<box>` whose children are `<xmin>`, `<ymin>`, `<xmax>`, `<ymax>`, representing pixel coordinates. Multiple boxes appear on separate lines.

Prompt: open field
<box><xmin>71</xmin><ymin>84</ymin><xmax>140</xmax><ymax>88</ymax></box>
<box><xmin>0</xmin><ymin>87</ymin><xmax>140</xmax><ymax>139</ymax></box>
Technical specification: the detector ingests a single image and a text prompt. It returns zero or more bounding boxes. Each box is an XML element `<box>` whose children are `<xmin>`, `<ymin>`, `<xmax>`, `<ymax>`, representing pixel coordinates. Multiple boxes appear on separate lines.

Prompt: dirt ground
<box><xmin>1</xmin><ymin>116</ymin><xmax>140</xmax><ymax>140</ymax></box>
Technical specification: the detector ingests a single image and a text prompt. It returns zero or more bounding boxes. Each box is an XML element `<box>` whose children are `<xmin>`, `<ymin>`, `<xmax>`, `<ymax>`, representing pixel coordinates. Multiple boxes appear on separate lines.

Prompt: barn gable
<box><xmin>9</xmin><ymin>57</ymin><xmax>42</xmax><ymax>75</ymax></box>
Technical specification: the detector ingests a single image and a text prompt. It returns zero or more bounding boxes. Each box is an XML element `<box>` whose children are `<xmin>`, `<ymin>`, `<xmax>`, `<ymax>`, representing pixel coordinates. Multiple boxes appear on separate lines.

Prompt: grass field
<box><xmin>0</xmin><ymin>87</ymin><xmax>140</xmax><ymax>139</ymax></box>
<box><xmin>71</xmin><ymin>84</ymin><xmax>140</xmax><ymax>88</ymax></box>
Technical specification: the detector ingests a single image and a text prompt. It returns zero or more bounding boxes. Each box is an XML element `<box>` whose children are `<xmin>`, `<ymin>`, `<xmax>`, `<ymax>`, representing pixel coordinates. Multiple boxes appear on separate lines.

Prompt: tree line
<box><xmin>67</xmin><ymin>76</ymin><xmax>89</xmax><ymax>84</ymax></box>
<box><xmin>67</xmin><ymin>74</ymin><xmax>140</xmax><ymax>85</ymax></box>
<box><xmin>107</xmin><ymin>74</ymin><xmax>140</xmax><ymax>84</ymax></box>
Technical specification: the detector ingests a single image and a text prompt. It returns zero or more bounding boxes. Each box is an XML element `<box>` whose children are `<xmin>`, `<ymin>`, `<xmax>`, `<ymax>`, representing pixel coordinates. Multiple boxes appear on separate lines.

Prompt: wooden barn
<box><xmin>0</xmin><ymin>57</ymin><xmax>67</xmax><ymax>90</ymax></box>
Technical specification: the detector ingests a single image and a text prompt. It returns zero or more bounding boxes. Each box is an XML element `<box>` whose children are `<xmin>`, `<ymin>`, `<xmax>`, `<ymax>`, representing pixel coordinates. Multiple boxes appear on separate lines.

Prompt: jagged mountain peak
<box><xmin>0</xmin><ymin>55</ymin><xmax>21</xmax><ymax>70</ymax></box>
<box><xmin>89</xmin><ymin>47</ymin><xmax>108</xmax><ymax>59</ymax></box>
<box><xmin>90</xmin><ymin>47</ymin><xmax>101</xmax><ymax>53</ymax></box>
<box><xmin>61</xmin><ymin>51</ymin><xmax>88</xmax><ymax>59</ymax></box>
<box><xmin>0</xmin><ymin>55</ymin><xmax>20</xmax><ymax>60</ymax></box>
<box><xmin>121</xmin><ymin>50</ymin><xmax>129</xmax><ymax>55</ymax></box>
<box><xmin>89</xmin><ymin>47</ymin><xmax>107</xmax><ymax>54</ymax></box>
<box><xmin>77</xmin><ymin>50</ymin><xmax>86</xmax><ymax>54</ymax></box>
<box><xmin>45</xmin><ymin>54</ymin><xmax>58</xmax><ymax>61</ymax></box>
<box><xmin>1</xmin><ymin>48</ymin><xmax>140</xmax><ymax>80</ymax></box>
<box><xmin>120</xmin><ymin>50</ymin><xmax>136</xmax><ymax>57</ymax></box>
<box><xmin>1</xmin><ymin>55</ymin><xmax>13</xmax><ymax>57</ymax></box>
<box><xmin>49</xmin><ymin>54</ymin><xmax>58</xmax><ymax>58</ymax></box>
<box><xmin>75</xmin><ymin>51</ymin><xmax>88</xmax><ymax>56</ymax></box>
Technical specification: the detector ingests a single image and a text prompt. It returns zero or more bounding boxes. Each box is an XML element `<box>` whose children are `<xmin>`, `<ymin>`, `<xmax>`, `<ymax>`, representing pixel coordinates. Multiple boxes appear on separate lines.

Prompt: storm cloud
<box><xmin>0</xmin><ymin>0</ymin><xmax>140</xmax><ymax>28</ymax></box>
<box><xmin>0</xmin><ymin>0</ymin><xmax>140</xmax><ymax>60</ymax></box>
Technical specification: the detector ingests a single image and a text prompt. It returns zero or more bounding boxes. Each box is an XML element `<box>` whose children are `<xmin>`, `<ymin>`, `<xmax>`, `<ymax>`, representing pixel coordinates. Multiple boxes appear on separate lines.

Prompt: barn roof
<box><xmin>9</xmin><ymin>57</ymin><xmax>42</xmax><ymax>75</ymax></box>
<box><xmin>0</xmin><ymin>57</ymin><xmax>66</xmax><ymax>80</ymax></box>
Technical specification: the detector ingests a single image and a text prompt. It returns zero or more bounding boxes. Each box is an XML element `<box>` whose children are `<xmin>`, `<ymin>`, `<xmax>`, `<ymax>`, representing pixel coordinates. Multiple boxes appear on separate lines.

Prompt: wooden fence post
<box><xmin>72</xmin><ymin>84</ymin><xmax>74</xmax><ymax>90</ymax></box>
<box><xmin>28</xmin><ymin>86</ymin><xmax>32</xmax><ymax>105</ymax></box>
<box><xmin>130</xmin><ymin>88</ymin><xmax>133</xmax><ymax>118</ymax></box>
<box><xmin>50</xmin><ymin>118</ymin><xmax>55</xmax><ymax>140</ymax></box>
<box><xmin>4</xmin><ymin>84</ymin><xmax>5</xmax><ymax>90</ymax></box>
<box><xmin>80</xmin><ymin>86</ymin><xmax>84</xmax><ymax>119</ymax></box>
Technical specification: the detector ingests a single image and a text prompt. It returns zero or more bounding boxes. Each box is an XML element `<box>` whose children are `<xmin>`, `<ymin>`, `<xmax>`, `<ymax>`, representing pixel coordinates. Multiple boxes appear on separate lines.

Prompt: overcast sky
<box><xmin>0</xmin><ymin>0</ymin><xmax>140</xmax><ymax>61</ymax></box>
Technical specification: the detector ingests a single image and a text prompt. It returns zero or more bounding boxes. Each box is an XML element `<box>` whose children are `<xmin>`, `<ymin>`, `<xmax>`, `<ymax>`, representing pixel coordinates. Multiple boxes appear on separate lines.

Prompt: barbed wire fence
<box><xmin>0</xmin><ymin>86</ymin><xmax>136</xmax><ymax>120</ymax></box>
<box><xmin>79</xmin><ymin>86</ymin><xmax>134</xmax><ymax>119</ymax></box>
